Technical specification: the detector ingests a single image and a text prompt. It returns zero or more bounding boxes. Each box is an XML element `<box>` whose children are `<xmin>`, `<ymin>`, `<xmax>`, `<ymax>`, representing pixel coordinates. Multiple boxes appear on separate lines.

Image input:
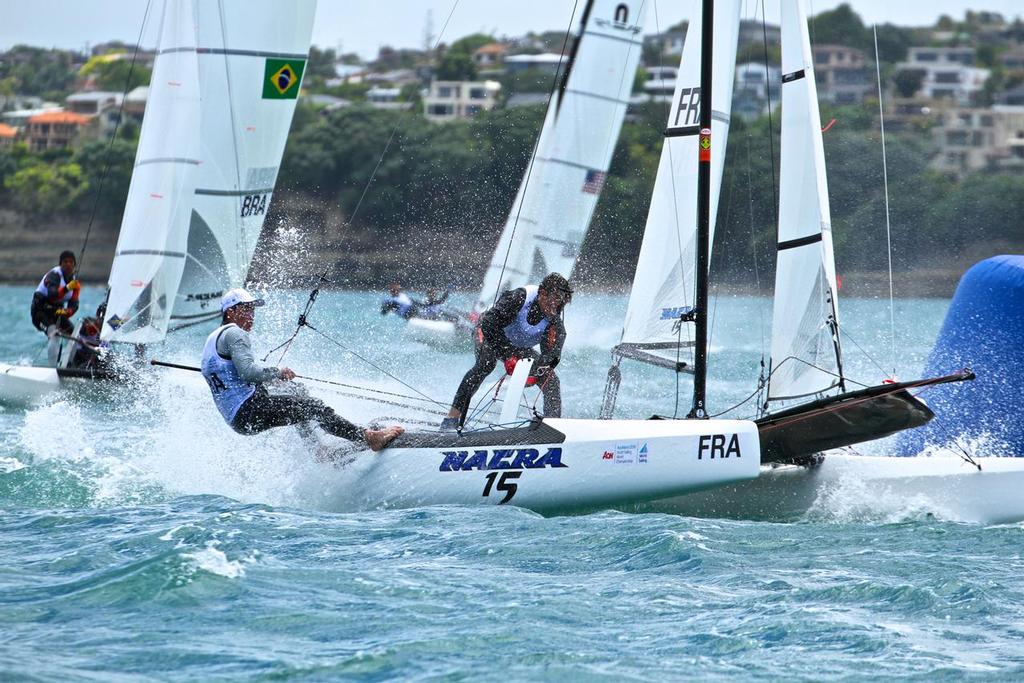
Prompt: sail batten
<box><xmin>767</xmin><ymin>0</ymin><xmax>844</xmax><ymax>402</ymax></box>
<box><xmin>475</xmin><ymin>0</ymin><xmax>646</xmax><ymax>311</ymax></box>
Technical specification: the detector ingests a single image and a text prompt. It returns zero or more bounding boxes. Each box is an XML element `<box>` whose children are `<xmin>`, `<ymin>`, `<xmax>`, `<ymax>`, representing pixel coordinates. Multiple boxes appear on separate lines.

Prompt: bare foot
<box><xmin>364</xmin><ymin>425</ymin><xmax>405</xmax><ymax>451</ymax></box>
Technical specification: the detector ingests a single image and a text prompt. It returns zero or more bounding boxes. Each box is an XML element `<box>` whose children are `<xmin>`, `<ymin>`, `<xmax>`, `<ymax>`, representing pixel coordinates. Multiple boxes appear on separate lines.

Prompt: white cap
<box><xmin>220</xmin><ymin>288</ymin><xmax>266</xmax><ymax>312</ymax></box>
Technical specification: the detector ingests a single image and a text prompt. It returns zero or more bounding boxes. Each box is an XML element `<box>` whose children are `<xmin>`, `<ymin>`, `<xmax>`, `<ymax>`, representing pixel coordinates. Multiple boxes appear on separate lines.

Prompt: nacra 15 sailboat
<box><xmin>594</xmin><ymin>0</ymin><xmax>1024</xmax><ymax>523</ymax></box>
<box><xmin>301</xmin><ymin>0</ymin><xmax>768</xmax><ymax>513</ymax></box>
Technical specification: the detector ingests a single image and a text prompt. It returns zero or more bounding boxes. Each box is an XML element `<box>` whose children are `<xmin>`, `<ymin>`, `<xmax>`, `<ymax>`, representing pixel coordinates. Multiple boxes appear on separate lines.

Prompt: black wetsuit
<box><xmin>451</xmin><ymin>287</ymin><xmax>566</xmax><ymax>424</ymax></box>
<box><xmin>232</xmin><ymin>386</ymin><xmax>365</xmax><ymax>441</ymax></box>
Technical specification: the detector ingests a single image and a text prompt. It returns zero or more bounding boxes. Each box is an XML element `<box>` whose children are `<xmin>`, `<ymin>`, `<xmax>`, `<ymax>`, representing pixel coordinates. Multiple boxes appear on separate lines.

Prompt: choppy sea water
<box><xmin>2</xmin><ymin>285</ymin><xmax>1022</xmax><ymax>680</ymax></box>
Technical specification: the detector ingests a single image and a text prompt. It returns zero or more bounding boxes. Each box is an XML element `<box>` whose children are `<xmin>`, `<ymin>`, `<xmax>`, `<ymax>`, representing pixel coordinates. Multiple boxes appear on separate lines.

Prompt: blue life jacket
<box><xmin>503</xmin><ymin>285</ymin><xmax>550</xmax><ymax>348</ymax></box>
<box><xmin>201</xmin><ymin>324</ymin><xmax>257</xmax><ymax>424</ymax></box>
<box><xmin>384</xmin><ymin>292</ymin><xmax>414</xmax><ymax>317</ymax></box>
<box><xmin>36</xmin><ymin>266</ymin><xmax>73</xmax><ymax>304</ymax></box>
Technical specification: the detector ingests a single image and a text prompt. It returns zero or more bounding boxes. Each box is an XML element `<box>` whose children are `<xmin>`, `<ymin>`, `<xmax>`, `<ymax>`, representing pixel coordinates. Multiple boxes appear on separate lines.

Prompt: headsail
<box><xmin>103</xmin><ymin>0</ymin><xmax>202</xmax><ymax>344</ymax></box>
<box><xmin>173</xmin><ymin>0</ymin><xmax>317</xmax><ymax>326</ymax></box>
<box><xmin>616</xmin><ymin>0</ymin><xmax>741</xmax><ymax>369</ymax></box>
<box><xmin>766</xmin><ymin>0</ymin><xmax>844</xmax><ymax>402</ymax></box>
<box><xmin>475</xmin><ymin>0</ymin><xmax>646</xmax><ymax>311</ymax></box>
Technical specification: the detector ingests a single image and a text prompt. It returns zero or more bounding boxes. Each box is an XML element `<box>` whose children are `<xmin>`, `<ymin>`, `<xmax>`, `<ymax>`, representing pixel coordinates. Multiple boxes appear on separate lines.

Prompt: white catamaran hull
<box><xmin>643</xmin><ymin>454</ymin><xmax>1024</xmax><ymax>525</ymax></box>
<box><xmin>0</xmin><ymin>363</ymin><xmax>118</xmax><ymax>406</ymax></box>
<box><xmin>402</xmin><ymin>316</ymin><xmax>474</xmax><ymax>348</ymax></box>
<box><xmin>0</xmin><ymin>364</ymin><xmax>61</xmax><ymax>405</ymax></box>
<box><xmin>340</xmin><ymin>418</ymin><xmax>761</xmax><ymax>514</ymax></box>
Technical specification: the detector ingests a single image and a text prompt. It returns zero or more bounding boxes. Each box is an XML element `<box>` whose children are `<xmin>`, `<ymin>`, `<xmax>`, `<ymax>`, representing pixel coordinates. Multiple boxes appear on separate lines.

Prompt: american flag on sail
<box><xmin>582</xmin><ymin>169</ymin><xmax>606</xmax><ymax>194</ymax></box>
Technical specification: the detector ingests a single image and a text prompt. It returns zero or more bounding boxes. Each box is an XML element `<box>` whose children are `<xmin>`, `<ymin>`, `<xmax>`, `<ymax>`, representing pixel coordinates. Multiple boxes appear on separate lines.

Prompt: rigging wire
<box><xmin>262</xmin><ymin>269</ymin><xmax>330</xmax><ymax>363</ymax></box>
<box><xmin>340</xmin><ymin>0</ymin><xmax>462</xmax><ymax>230</ymax></box>
<box><xmin>301</xmin><ymin>323</ymin><xmax>446</xmax><ymax>411</ymax></box>
<box><xmin>490</xmin><ymin>0</ymin><xmax>582</xmax><ymax>308</ymax></box>
<box><xmin>77</xmin><ymin>0</ymin><xmax>155</xmax><ymax>280</ymax></box>
<box><xmin>832</xmin><ymin>317</ymin><xmax>896</xmax><ymax>380</ymax></box>
<box><xmin>873</xmin><ymin>24</ymin><xmax>898</xmax><ymax>378</ymax></box>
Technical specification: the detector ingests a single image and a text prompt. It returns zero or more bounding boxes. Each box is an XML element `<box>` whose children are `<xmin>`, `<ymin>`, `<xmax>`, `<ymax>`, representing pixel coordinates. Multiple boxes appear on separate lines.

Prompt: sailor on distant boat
<box><xmin>442</xmin><ymin>273</ymin><xmax>572</xmax><ymax>429</ymax></box>
<box><xmin>380</xmin><ymin>282</ymin><xmax>417</xmax><ymax>320</ymax></box>
<box><xmin>202</xmin><ymin>288</ymin><xmax>404</xmax><ymax>451</ymax></box>
<box><xmin>30</xmin><ymin>250</ymin><xmax>80</xmax><ymax>365</ymax></box>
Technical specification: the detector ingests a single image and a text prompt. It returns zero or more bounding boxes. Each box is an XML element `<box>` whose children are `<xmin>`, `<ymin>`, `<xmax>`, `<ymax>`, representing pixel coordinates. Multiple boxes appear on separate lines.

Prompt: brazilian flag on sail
<box><xmin>262</xmin><ymin>58</ymin><xmax>306</xmax><ymax>99</ymax></box>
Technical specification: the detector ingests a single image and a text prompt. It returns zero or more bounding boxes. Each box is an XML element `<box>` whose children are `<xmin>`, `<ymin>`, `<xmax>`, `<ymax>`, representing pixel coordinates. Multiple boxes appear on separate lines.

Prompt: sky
<box><xmin>3</xmin><ymin>1</ymin><xmax>1023</xmax><ymax>59</ymax></box>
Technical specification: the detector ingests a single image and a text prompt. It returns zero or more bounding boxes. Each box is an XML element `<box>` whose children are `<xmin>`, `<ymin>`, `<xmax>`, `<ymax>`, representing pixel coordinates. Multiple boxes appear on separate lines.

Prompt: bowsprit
<box><xmin>439</xmin><ymin>448</ymin><xmax>567</xmax><ymax>472</ymax></box>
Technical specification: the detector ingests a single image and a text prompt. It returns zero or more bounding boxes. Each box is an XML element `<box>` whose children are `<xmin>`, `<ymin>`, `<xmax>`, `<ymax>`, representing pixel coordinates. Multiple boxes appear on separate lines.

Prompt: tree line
<box><xmin>2</xmin><ymin>99</ymin><xmax>1021</xmax><ymax>288</ymax></box>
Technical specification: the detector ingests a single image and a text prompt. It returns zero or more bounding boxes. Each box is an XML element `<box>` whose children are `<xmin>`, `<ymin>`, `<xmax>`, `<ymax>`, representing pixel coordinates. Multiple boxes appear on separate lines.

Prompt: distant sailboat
<box><xmin>106</xmin><ymin>0</ymin><xmax>317</xmax><ymax>341</ymax></box>
<box><xmin>405</xmin><ymin>0</ymin><xmax>647</xmax><ymax>342</ymax></box>
<box><xmin>0</xmin><ymin>0</ymin><xmax>316</xmax><ymax>403</ymax></box>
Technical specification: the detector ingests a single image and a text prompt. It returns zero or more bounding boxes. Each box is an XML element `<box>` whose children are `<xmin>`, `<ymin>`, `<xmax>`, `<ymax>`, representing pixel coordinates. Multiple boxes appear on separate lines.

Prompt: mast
<box><xmin>688</xmin><ymin>0</ymin><xmax>714</xmax><ymax>419</ymax></box>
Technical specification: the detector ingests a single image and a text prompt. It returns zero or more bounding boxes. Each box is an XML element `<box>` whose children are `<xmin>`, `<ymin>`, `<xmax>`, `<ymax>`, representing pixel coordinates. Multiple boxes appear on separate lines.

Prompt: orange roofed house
<box><xmin>0</xmin><ymin>123</ymin><xmax>17</xmax><ymax>148</ymax></box>
<box><xmin>24</xmin><ymin>111</ymin><xmax>90</xmax><ymax>152</ymax></box>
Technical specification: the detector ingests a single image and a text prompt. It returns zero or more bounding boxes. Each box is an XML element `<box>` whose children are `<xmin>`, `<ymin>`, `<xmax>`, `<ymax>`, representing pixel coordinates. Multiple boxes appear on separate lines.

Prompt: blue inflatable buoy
<box><xmin>896</xmin><ymin>255</ymin><xmax>1024</xmax><ymax>456</ymax></box>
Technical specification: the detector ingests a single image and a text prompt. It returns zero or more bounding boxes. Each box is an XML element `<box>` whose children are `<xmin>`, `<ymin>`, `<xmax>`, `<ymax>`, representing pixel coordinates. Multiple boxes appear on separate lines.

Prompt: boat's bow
<box><xmin>756</xmin><ymin>369</ymin><xmax>975</xmax><ymax>464</ymax></box>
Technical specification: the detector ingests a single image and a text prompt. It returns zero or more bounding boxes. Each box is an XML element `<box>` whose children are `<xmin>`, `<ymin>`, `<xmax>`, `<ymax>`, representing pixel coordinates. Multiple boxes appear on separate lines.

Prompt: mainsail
<box><xmin>173</xmin><ymin>0</ymin><xmax>317</xmax><ymax>326</ymax></box>
<box><xmin>103</xmin><ymin>0</ymin><xmax>316</xmax><ymax>342</ymax></box>
<box><xmin>615</xmin><ymin>0</ymin><xmax>741</xmax><ymax>369</ymax></box>
<box><xmin>766</xmin><ymin>0</ymin><xmax>844</xmax><ymax>402</ymax></box>
<box><xmin>475</xmin><ymin>0</ymin><xmax>646</xmax><ymax>311</ymax></box>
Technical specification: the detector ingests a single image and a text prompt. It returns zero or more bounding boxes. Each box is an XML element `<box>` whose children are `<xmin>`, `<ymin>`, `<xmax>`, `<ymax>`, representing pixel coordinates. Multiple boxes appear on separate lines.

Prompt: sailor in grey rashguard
<box><xmin>201</xmin><ymin>288</ymin><xmax>403</xmax><ymax>452</ymax></box>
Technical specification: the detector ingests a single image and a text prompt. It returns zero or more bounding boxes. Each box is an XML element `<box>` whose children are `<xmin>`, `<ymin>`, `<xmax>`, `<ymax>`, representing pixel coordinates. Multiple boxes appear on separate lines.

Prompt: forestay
<box><xmin>767</xmin><ymin>0</ymin><xmax>844</xmax><ymax>402</ymax></box>
<box><xmin>617</xmin><ymin>0</ymin><xmax>741</xmax><ymax>368</ymax></box>
<box><xmin>103</xmin><ymin>0</ymin><xmax>202</xmax><ymax>344</ymax></box>
<box><xmin>173</xmin><ymin>0</ymin><xmax>316</xmax><ymax>326</ymax></box>
<box><xmin>475</xmin><ymin>0</ymin><xmax>646</xmax><ymax>311</ymax></box>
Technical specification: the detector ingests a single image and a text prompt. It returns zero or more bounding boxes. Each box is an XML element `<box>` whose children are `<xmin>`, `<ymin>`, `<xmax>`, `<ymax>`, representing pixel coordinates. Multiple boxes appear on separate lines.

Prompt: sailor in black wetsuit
<box><xmin>442</xmin><ymin>273</ymin><xmax>572</xmax><ymax>429</ymax></box>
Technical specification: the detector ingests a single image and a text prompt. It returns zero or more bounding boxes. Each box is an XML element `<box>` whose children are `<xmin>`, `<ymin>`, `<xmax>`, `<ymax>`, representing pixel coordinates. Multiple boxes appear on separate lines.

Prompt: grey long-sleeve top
<box><xmin>216</xmin><ymin>325</ymin><xmax>280</xmax><ymax>384</ymax></box>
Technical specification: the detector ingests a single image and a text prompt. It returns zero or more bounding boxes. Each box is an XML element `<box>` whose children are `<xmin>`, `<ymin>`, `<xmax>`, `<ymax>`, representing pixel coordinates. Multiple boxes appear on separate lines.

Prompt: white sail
<box><xmin>172</xmin><ymin>0</ymin><xmax>317</xmax><ymax>326</ymax></box>
<box><xmin>618</xmin><ymin>0</ymin><xmax>741</xmax><ymax>366</ymax></box>
<box><xmin>766</xmin><ymin>0</ymin><xmax>843</xmax><ymax>402</ymax></box>
<box><xmin>475</xmin><ymin>0</ymin><xmax>646</xmax><ymax>311</ymax></box>
<box><xmin>103</xmin><ymin>0</ymin><xmax>201</xmax><ymax>344</ymax></box>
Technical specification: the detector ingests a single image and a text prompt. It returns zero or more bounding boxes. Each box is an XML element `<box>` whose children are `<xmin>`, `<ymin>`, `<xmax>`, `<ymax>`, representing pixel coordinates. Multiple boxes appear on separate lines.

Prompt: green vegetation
<box><xmin>0</xmin><ymin>46</ymin><xmax>76</xmax><ymax>100</ymax></box>
<box><xmin>436</xmin><ymin>34</ymin><xmax>495</xmax><ymax>81</ymax></box>
<box><xmin>4</xmin><ymin>161</ymin><xmax>89</xmax><ymax>214</ymax></box>
<box><xmin>78</xmin><ymin>55</ymin><xmax>151</xmax><ymax>92</ymax></box>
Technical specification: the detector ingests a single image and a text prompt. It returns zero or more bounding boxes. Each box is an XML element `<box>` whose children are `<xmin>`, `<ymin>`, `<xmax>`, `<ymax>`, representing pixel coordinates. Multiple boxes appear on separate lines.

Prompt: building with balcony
<box><xmin>504</xmin><ymin>53</ymin><xmax>565</xmax><ymax>74</ymax></box>
<box><xmin>0</xmin><ymin>123</ymin><xmax>18</xmax><ymax>148</ymax></box>
<box><xmin>66</xmin><ymin>91</ymin><xmax>124</xmax><ymax>139</ymax></box>
<box><xmin>640</xmin><ymin>65</ymin><xmax>677</xmax><ymax>103</ymax></box>
<box><xmin>423</xmin><ymin>80</ymin><xmax>501</xmax><ymax>122</ymax></box>
<box><xmin>473</xmin><ymin>43</ymin><xmax>508</xmax><ymax>69</ymax></box>
<box><xmin>23</xmin><ymin>111</ymin><xmax>91</xmax><ymax>151</ymax></box>
<box><xmin>733</xmin><ymin>62</ymin><xmax>781</xmax><ymax>119</ymax></box>
<box><xmin>932</xmin><ymin>105</ymin><xmax>1024</xmax><ymax>175</ymax></box>
<box><xmin>896</xmin><ymin>47</ymin><xmax>990</xmax><ymax>105</ymax></box>
<box><xmin>812</xmin><ymin>45</ymin><xmax>872</xmax><ymax>104</ymax></box>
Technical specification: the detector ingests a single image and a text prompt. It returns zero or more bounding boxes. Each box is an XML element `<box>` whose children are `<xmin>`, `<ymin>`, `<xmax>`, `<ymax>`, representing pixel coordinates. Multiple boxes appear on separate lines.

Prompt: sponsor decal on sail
<box><xmin>262</xmin><ymin>58</ymin><xmax>306</xmax><ymax>100</ymax></box>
